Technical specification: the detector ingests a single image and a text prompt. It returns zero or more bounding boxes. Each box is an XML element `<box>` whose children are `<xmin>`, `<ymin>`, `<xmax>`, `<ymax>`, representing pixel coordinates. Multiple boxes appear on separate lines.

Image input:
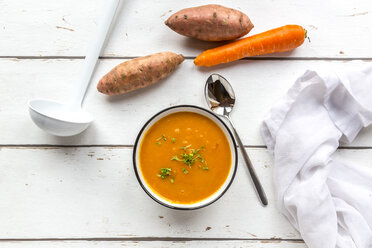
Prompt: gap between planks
<box><xmin>0</xmin><ymin>237</ymin><xmax>304</xmax><ymax>243</ymax></box>
<box><xmin>0</xmin><ymin>145</ymin><xmax>371</xmax><ymax>150</ymax></box>
<box><xmin>0</xmin><ymin>56</ymin><xmax>371</xmax><ymax>61</ymax></box>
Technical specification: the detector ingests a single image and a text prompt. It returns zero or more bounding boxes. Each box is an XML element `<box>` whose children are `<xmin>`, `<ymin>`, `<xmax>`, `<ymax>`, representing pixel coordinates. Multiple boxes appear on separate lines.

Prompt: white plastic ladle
<box><xmin>28</xmin><ymin>0</ymin><xmax>120</xmax><ymax>136</ymax></box>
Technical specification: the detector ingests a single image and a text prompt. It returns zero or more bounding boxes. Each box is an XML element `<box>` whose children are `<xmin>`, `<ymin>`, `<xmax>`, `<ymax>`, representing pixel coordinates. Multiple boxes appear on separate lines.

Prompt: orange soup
<box><xmin>139</xmin><ymin>111</ymin><xmax>232</xmax><ymax>204</ymax></box>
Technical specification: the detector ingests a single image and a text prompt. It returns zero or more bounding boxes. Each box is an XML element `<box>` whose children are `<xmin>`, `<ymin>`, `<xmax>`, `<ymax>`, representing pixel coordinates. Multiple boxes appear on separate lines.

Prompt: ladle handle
<box><xmin>227</xmin><ymin>117</ymin><xmax>268</xmax><ymax>206</ymax></box>
<box><xmin>71</xmin><ymin>0</ymin><xmax>120</xmax><ymax>107</ymax></box>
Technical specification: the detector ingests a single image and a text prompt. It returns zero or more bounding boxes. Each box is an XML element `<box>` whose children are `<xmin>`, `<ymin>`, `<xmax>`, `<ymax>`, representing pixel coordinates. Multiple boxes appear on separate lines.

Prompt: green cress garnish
<box><xmin>171</xmin><ymin>155</ymin><xmax>182</xmax><ymax>162</ymax></box>
<box><xmin>156</xmin><ymin>134</ymin><xmax>168</xmax><ymax>146</ymax></box>
<box><xmin>181</xmin><ymin>153</ymin><xmax>194</xmax><ymax>167</ymax></box>
<box><xmin>202</xmin><ymin>161</ymin><xmax>209</xmax><ymax>170</ymax></box>
<box><xmin>171</xmin><ymin>145</ymin><xmax>207</xmax><ymax>170</ymax></box>
<box><xmin>156</xmin><ymin>134</ymin><xmax>167</xmax><ymax>141</ymax></box>
<box><xmin>158</xmin><ymin>168</ymin><xmax>172</xmax><ymax>179</ymax></box>
<box><xmin>158</xmin><ymin>142</ymin><xmax>208</xmax><ymax>182</ymax></box>
<box><xmin>180</xmin><ymin>144</ymin><xmax>191</xmax><ymax>151</ymax></box>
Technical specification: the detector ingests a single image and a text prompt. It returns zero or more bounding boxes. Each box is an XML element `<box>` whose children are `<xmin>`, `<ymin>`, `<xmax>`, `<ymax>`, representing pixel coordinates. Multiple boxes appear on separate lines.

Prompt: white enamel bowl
<box><xmin>133</xmin><ymin>105</ymin><xmax>238</xmax><ymax>210</ymax></box>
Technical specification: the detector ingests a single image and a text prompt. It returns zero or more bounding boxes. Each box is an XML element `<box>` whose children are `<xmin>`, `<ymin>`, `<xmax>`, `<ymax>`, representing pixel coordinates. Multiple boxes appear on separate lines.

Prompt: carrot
<box><xmin>194</xmin><ymin>25</ymin><xmax>306</xmax><ymax>67</ymax></box>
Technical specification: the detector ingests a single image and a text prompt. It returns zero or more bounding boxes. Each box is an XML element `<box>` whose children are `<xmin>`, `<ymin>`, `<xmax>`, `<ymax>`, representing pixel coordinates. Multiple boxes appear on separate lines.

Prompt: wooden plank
<box><xmin>0</xmin><ymin>147</ymin><xmax>370</xmax><ymax>239</ymax></box>
<box><xmin>1</xmin><ymin>58</ymin><xmax>372</xmax><ymax>146</ymax></box>
<box><xmin>0</xmin><ymin>240</ymin><xmax>307</xmax><ymax>248</ymax></box>
<box><xmin>0</xmin><ymin>147</ymin><xmax>294</xmax><ymax>239</ymax></box>
<box><xmin>0</xmin><ymin>0</ymin><xmax>371</xmax><ymax>58</ymax></box>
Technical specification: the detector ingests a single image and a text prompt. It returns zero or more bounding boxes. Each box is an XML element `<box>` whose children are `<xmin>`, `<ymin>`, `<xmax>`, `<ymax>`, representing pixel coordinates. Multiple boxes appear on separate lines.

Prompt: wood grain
<box><xmin>0</xmin><ymin>240</ymin><xmax>307</xmax><ymax>248</ymax></box>
<box><xmin>0</xmin><ymin>147</ymin><xmax>292</xmax><ymax>239</ymax></box>
<box><xmin>1</xmin><ymin>0</ymin><xmax>372</xmax><ymax>245</ymax></box>
<box><xmin>0</xmin><ymin>146</ymin><xmax>370</xmax><ymax>239</ymax></box>
<box><xmin>0</xmin><ymin>0</ymin><xmax>371</xmax><ymax>58</ymax></box>
<box><xmin>1</xmin><ymin>59</ymin><xmax>372</xmax><ymax>146</ymax></box>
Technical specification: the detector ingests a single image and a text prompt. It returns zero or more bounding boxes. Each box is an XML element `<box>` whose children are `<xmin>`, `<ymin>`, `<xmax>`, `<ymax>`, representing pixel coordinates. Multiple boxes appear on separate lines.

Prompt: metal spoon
<box><xmin>205</xmin><ymin>74</ymin><xmax>268</xmax><ymax>206</ymax></box>
<box><xmin>28</xmin><ymin>0</ymin><xmax>120</xmax><ymax>136</ymax></box>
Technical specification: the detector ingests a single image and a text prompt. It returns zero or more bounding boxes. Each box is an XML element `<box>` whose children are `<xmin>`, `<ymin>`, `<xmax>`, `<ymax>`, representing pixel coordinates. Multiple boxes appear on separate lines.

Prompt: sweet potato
<box><xmin>165</xmin><ymin>4</ymin><xmax>254</xmax><ymax>41</ymax></box>
<box><xmin>97</xmin><ymin>52</ymin><xmax>184</xmax><ymax>95</ymax></box>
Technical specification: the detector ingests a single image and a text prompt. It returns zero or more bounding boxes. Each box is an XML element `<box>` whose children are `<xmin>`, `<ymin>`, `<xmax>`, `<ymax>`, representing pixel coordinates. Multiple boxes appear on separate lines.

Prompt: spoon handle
<box><xmin>71</xmin><ymin>0</ymin><xmax>120</xmax><ymax>107</ymax></box>
<box><xmin>227</xmin><ymin>117</ymin><xmax>268</xmax><ymax>206</ymax></box>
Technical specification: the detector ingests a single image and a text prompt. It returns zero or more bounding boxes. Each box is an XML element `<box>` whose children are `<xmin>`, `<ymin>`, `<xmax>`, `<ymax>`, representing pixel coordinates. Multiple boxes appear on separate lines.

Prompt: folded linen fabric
<box><xmin>261</xmin><ymin>64</ymin><xmax>372</xmax><ymax>248</ymax></box>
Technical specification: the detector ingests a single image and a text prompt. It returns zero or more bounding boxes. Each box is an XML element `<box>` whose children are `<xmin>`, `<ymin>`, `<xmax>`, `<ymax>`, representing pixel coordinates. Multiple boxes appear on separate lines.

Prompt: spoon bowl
<box><xmin>205</xmin><ymin>74</ymin><xmax>235</xmax><ymax>117</ymax></box>
<box><xmin>28</xmin><ymin>99</ymin><xmax>93</xmax><ymax>136</ymax></box>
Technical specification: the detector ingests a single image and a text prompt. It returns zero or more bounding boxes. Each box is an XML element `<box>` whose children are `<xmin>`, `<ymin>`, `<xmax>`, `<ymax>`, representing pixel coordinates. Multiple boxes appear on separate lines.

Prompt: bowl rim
<box><xmin>132</xmin><ymin>104</ymin><xmax>238</xmax><ymax>210</ymax></box>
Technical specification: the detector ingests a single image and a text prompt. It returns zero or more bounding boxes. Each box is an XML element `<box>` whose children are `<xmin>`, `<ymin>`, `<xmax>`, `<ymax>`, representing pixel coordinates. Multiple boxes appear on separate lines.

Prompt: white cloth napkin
<box><xmin>261</xmin><ymin>63</ymin><xmax>372</xmax><ymax>248</ymax></box>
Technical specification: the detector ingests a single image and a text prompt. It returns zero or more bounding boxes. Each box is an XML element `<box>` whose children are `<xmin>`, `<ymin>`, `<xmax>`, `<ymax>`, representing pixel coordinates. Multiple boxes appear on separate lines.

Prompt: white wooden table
<box><xmin>1</xmin><ymin>0</ymin><xmax>372</xmax><ymax>247</ymax></box>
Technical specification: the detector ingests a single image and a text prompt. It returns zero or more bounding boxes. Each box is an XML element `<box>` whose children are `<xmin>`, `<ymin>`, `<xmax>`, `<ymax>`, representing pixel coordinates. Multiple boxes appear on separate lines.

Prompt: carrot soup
<box><xmin>139</xmin><ymin>111</ymin><xmax>232</xmax><ymax>204</ymax></box>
